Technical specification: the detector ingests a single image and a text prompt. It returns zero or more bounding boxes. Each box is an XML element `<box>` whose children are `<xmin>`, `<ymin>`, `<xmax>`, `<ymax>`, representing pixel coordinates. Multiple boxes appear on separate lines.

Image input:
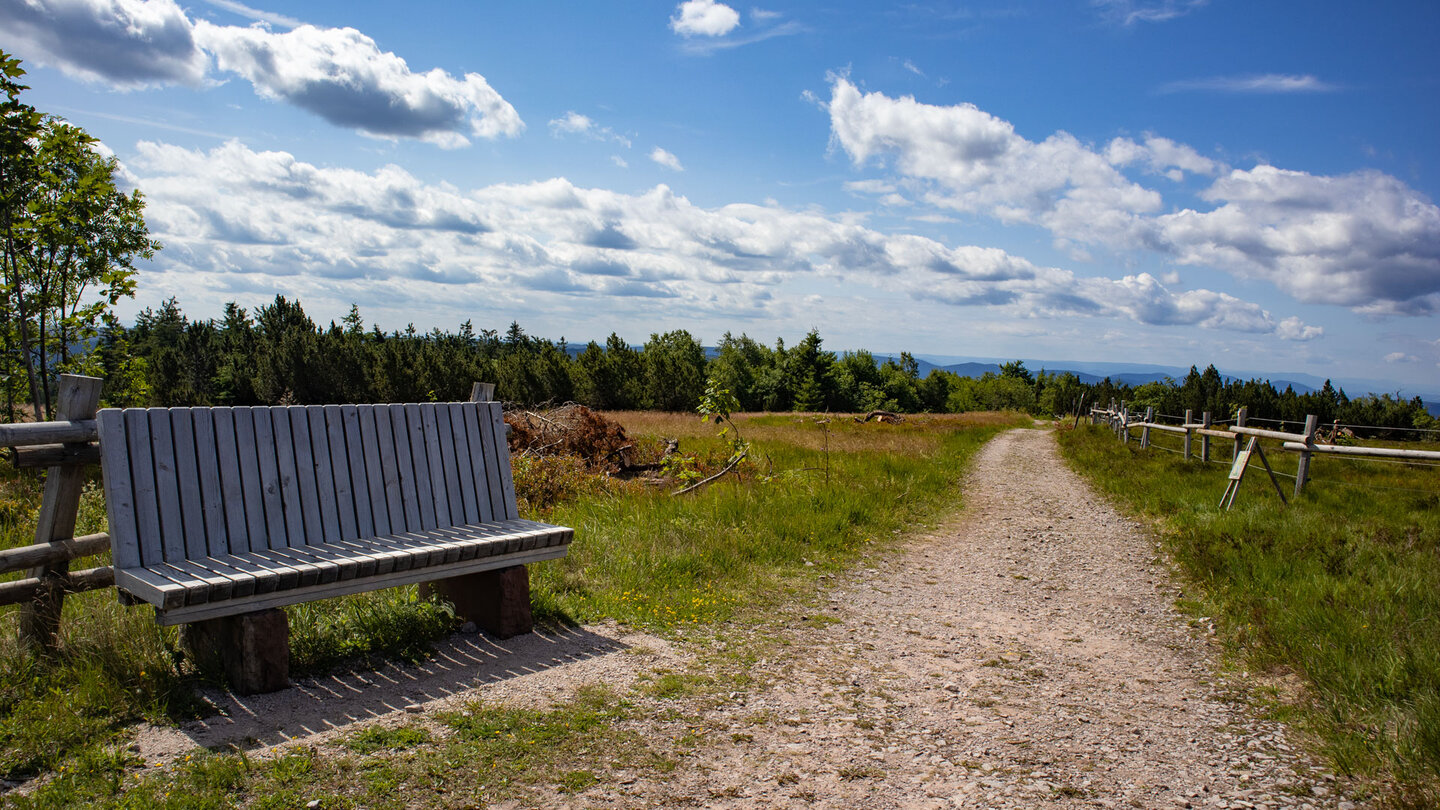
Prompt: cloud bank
<box><xmin>125</xmin><ymin>139</ymin><xmax>1320</xmax><ymax>341</ymax></box>
<box><xmin>826</xmin><ymin>77</ymin><xmax>1440</xmax><ymax>316</ymax></box>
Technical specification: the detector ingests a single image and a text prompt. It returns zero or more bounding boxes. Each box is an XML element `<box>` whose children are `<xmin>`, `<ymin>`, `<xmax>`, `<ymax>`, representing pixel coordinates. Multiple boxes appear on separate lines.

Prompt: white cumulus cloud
<box><xmin>0</xmin><ymin>0</ymin><xmax>209</xmax><ymax>87</ymax></box>
<box><xmin>649</xmin><ymin>147</ymin><xmax>684</xmax><ymax>172</ymax></box>
<box><xmin>826</xmin><ymin>77</ymin><xmax>1440</xmax><ymax>317</ymax></box>
<box><xmin>194</xmin><ymin>23</ymin><xmax>522</xmax><ymax>147</ymax></box>
<box><xmin>124</xmin><ymin>139</ymin><xmax>1321</xmax><ymax>342</ymax></box>
<box><xmin>670</xmin><ymin>0</ymin><xmax>740</xmax><ymax>37</ymax></box>
<box><xmin>0</xmin><ymin>0</ymin><xmax>522</xmax><ymax>146</ymax></box>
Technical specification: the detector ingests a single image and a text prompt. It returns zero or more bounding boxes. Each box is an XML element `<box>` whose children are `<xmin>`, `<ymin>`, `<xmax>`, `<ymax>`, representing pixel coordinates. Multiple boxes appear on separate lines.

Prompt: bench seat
<box><xmin>117</xmin><ymin>518</ymin><xmax>572</xmax><ymax>625</ymax></box>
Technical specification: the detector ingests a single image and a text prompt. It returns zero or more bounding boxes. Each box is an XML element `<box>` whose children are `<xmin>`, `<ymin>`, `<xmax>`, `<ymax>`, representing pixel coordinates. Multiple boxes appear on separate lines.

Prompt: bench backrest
<box><xmin>98</xmin><ymin>402</ymin><xmax>517</xmax><ymax>570</ymax></box>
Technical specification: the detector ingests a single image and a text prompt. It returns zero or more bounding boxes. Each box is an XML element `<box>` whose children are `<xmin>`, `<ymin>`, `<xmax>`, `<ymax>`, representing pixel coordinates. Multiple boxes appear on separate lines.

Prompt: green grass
<box><xmin>0</xmin><ymin>410</ymin><xmax>1025</xmax><ymax>805</ymax></box>
<box><xmin>1058</xmin><ymin>423</ymin><xmax>1440</xmax><ymax>807</ymax></box>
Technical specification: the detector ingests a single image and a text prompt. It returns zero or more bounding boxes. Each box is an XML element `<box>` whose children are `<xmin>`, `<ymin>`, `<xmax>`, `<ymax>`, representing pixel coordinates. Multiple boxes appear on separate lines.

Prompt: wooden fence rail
<box><xmin>1089</xmin><ymin>401</ymin><xmax>1440</xmax><ymax>500</ymax></box>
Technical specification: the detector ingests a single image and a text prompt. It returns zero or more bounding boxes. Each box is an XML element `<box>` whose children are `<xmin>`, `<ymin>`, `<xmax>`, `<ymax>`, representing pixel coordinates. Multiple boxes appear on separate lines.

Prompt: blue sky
<box><xmin>2</xmin><ymin>0</ymin><xmax>1438</xmax><ymax>393</ymax></box>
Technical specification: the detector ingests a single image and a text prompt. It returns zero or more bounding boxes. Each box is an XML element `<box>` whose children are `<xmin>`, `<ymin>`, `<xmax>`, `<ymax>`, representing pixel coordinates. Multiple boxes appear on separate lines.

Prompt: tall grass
<box><xmin>1058</xmin><ymin>423</ymin><xmax>1439</xmax><ymax>806</ymax></box>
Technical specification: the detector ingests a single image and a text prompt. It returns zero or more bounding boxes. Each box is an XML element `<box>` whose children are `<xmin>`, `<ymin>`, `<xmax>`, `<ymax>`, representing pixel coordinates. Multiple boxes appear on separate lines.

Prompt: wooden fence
<box><xmin>0</xmin><ymin>375</ymin><xmax>110</xmax><ymax>653</ymax></box>
<box><xmin>1089</xmin><ymin>400</ymin><xmax>1440</xmax><ymax>498</ymax></box>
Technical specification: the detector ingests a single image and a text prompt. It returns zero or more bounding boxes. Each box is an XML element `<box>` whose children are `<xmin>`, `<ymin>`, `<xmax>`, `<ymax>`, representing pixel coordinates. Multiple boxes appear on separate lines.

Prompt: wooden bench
<box><xmin>97</xmin><ymin>393</ymin><xmax>572</xmax><ymax>691</ymax></box>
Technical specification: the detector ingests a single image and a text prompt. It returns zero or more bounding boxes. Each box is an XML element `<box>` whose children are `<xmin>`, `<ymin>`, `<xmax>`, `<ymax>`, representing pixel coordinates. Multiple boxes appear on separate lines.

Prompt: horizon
<box><xmin>2</xmin><ymin>0</ymin><xmax>1436</xmax><ymax>390</ymax></box>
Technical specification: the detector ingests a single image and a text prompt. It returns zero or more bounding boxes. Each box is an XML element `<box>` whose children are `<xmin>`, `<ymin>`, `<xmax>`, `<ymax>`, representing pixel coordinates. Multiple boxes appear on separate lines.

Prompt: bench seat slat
<box><xmin>115</xmin><ymin>519</ymin><xmax>570</xmax><ymax>613</ymax></box>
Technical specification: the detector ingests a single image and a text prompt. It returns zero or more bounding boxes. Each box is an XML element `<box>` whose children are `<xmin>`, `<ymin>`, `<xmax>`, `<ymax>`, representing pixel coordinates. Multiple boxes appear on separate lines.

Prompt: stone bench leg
<box><xmin>179</xmin><ymin>608</ymin><xmax>290</xmax><ymax>695</ymax></box>
<box><xmin>421</xmin><ymin>565</ymin><xmax>533</xmax><ymax>639</ymax></box>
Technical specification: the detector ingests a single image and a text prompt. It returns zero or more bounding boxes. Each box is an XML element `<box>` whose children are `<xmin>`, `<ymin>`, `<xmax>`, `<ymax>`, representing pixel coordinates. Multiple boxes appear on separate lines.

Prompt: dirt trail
<box><xmin>595</xmin><ymin>428</ymin><xmax>1353</xmax><ymax>809</ymax></box>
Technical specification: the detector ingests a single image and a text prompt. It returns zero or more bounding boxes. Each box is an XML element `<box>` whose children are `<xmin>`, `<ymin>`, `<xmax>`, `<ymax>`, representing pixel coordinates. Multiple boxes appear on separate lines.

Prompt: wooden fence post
<box><xmin>1294</xmin><ymin>414</ymin><xmax>1318</xmax><ymax>498</ymax></box>
<box><xmin>19</xmin><ymin>374</ymin><xmax>102</xmax><ymax>653</ymax></box>
<box><xmin>1121</xmin><ymin>404</ymin><xmax>1130</xmax><ymax>445</ymax></box>
<box><xmin>1233</xmin><ymin>407</ymin><xmax>1246</xmax><ymax>460</ymax></box>
<box><xmin>1183</xmin><ymin>408</ymin><xmax>1193</xmax><ymax>460</ymax></box>
<box><xmin>1201</xmin><ymin>411</ymin><xmax>1212</xmax><ymax>463</ymax></box>
<box><xmin>1141</xmin><ymin>407</ymin><xmax>1153</xmax><ymax>448</ymax></box>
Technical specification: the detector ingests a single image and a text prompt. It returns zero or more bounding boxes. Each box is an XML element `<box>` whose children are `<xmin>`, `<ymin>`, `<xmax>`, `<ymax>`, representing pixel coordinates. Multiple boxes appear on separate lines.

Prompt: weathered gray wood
<box><xmin>169</xmin><ymin>409</ymin><xmax>209</xmax><ymax>561</ymax></box>
<box><xmin>324</xmin><ymin>405</ymin><xmax>360</xmax><ymax>541</ymax></box>
<box><xmin>388</xmin><ymin>405</ymin><xmax>423</xmax><ymax>532</ymax></box>
<box><xmin>419</xmin><ymin>405</ymin><xmax>452</xmax><ymax>528</ymax></box>
<box><xmin>371</xmin><ymin>405</ymin><xmax>406</xmax><ymax>534</ymax></box>
<box><xmin>149</xmin><ymin>410</ymin><xmax>188</xmax><ymax>564</ymax></box>
<box><xmin>460</xmin><ymin>403</ymin><xmax>495</xmax><ymax>523</ymax></box>
<box><xmin>357</xmin><ymin>406</ymin><xmax>391</xmax><ymax>536</ymax></box>
<box><xmin>101</xmin><ymin>391</ymin><xmax>573</xmax><ymax>631</ymax></box>
<box><xmin>18</xmin><ymin>375</ymin><xmax>105</xmax><ymax>650</ymax></box>
<box><xmin>471</xmin><ymin>382</ymin><xmax>495</xmax><ymax>402</ymax></box>
<box><xmin>307</xmin><ymin>407</ymin><xmax>342</xmax><ymax>544</ymax></box>
<box><xmin>1200</xmin><ymin>412</ymin><xmax>1212</xmax><ymax>463</ymax></box>
<box><xmin>151</xmin><ymin>545</ymin><xmax>569</xmax><ymax>625</ymax></box>
<box><xmin>448</xmin><ymin>404</ymin><xmax>481</xmax><ymax>524</ymax></box>
<box><xmin>0</xmin><ymin>532</ymin><xmax>110</xmax><ymax>576</ymax></box>
<box><xmin>0</xmin><ymin>566</ymin><xmax>114</xmax><ymax>607</ymax></box>
<box><xmin>125</xmin><ymin>410</ymin><xmax>165</xmax><ymax>568</ymax></box>
<box><xmin>192</xmin><ymin>410</ymin><xmax>231</xmax><ymax>559</ymax></box>
<box><xmin>406</xmin><ymin>404</ymin><xmax>439</xmax><ymax>530</ymax></box>
<box><xmin>1233</xmin><ymin>407</ymin><xmax>1247</xmax><ymax>460</ymax></box>
<box><xmin>288</xmin><ymin>408</ymin><xmax>324</xmax><ymax>545</ymax></box>
<box><xmin>434</xmin><ymin>406</ymin><xmax>466</xmax><ymax>526</ymax></box>
<box><xmin>476</xmin><ymin>402</ymin><xmax>506</xmax><ymax>521</ymax></box>
<box><xmin>1232</xmin><ymin>424</ymin><xmax>1308</xmax><ymax>442</ymax></box>
<box><xmin>250</xmin><ymin>409</ymin><xmax>288</xmax><ymax>550</ymax></box>
<box><xmin>1293</xmin><ymin>414</ymin><xmax>1319</xmax><ymax>498</ymax></box>
<box><xmin>0</xmin><ymin>419</ymin><xmax>97</xmax><ymax>447</ymax></box>
<box><xmin>11</xmin><ymin>442</ymin><xmax>99</xmax><ymax>468</ymax></box>
<box><xmin>1281</xmin><ymin>441</ymin><xmax>1440</xmax><ymax>461</ymax></box>
<box><xmin>231</xmin><ymin>408</ymin><xmax>271</xmax><ymax>554</ymax></box>
<box><xmin>98</xmin><ymin>411</ymin><xmax>140</xmax><ymax>570</ymax></box>
<box><xmin>488</xmin><ymin>404</ymin><xmax>519</xmax><ymax>520</ymax></box>
<box><xmin>1183</xmin><ymin>409</ymin><xmax>1192</xmax><ymax>460</ymax></box>
<box><xmin>270</xmin><ymin>408</ymin><xmax>306</xmax><ymax>549</ymax></box>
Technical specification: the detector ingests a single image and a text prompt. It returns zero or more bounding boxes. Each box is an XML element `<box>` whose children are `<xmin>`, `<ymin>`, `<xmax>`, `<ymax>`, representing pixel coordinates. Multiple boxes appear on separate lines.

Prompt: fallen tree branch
<box><xmin>671</xmin><ymin>448</ymin><xmax>748</xmax><ymax>496</ymax></box>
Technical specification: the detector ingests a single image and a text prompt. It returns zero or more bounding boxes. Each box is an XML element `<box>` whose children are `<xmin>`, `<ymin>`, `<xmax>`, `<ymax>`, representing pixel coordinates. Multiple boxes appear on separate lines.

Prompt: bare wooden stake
<box><xmin>1201</xmin><ymin>411</ymin><xmax>1212</xmax><ymax>463</ymax></box>
<box><xmin>1233</xmin><ymin>406</ymin><xmax>1247</xmax><ymax>460</ymax></box>
<box><xmin>1293</xmin><ymin>414</ymin><xmax>1318</xmax><ymax>499</ymax></box>
<box><xmin>1183</xmin><ymin>409</ymin><xmax>1193</xmax><ymax>460</ymax></box>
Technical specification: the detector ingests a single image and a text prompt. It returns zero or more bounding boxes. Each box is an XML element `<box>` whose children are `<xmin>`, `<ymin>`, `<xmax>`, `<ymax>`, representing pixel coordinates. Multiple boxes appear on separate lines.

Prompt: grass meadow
<box><xmin>0</xmin><ymin>410</ymin><xmax>1025</xmax><ymax>807</ymax></box>
<box><xmin>1058</xmin><ymin>422</ymin><xmax>1440</xmax><ymax>807</ymax></box>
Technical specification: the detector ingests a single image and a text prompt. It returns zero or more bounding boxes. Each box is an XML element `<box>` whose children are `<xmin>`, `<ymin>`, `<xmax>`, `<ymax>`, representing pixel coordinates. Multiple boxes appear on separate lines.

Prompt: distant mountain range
<box><xmin>871</xmin><ymin>354</ymin><xmax>1440</xmax><ymax>417</ymax></box>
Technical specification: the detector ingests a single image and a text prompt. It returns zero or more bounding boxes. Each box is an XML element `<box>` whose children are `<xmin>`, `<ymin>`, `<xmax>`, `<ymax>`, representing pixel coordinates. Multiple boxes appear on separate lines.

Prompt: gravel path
<box><xmin>602</xmin><ymin>428</ymin><xmax>1354</xmax><ymax>809</ymax></box>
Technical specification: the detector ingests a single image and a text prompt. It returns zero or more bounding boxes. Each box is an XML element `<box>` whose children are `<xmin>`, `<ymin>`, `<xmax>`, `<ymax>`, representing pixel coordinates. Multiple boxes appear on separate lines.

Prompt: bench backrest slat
<box><xmin>388</xmin><ymin>406</ymin><xmax>423</xmax><ymax>532</ymax></box>
<box><xmin>447</xmin><ymin>404</ymin><xmax>479</xmax><ymax>525</ymax></box>
<box><xmin>341</xmin><ymin>407</ymin><xmax>373</xmax><ymax>540</ymax></box>
<box><xmin>249</xmin><ymin>409</ymin><xmax>287</xmax><ymax>550</ymax></box>
<box><xmin>320</xmin><ymin>406</ymin><xmax>356</xmax><ymax>542</ymax></box>
<box><xmin>487</xmin><ymin>404</ymin><xmax>519</xmax><ymax>521</ymax></box>
<box><xmin>169</xmin><ymin>408</ymin><xmax>209</xmax><ymax>560</ymax></box>
<box><xmin>287</xmin><ymin>408</ymin><xmax>324</xmax><ymax>547</ymax></box>
<box><xmin>100</xmin><ymin>402</ymin><xmax>518</xmax><ymax>568</ymax></box>
<box><xmin>191</xmin><ymin>410</ymin><xmax>230</xmax><ymax>558</ymax></box>
<box><xmin>98</xmin><ymin>411</ymin><xmax>141</xmax><ymax>569</ymax></box>
<box><xmin>357</xmin><ymin>407</ymin><xmax>391</xmax><ymax>536</ymax></box>
<box><xmin>372</xmin><ymin>406</ymin><xmax>407</xmax><ymax>533</ymax></box>
<box><xmin>271</xmin><ymin>408</ymin><xmax>305</xmax><ymax>549</ymax></box>
<box><xmin>459</xmin><ymin>404</ymin><xmax>493</xmax><ymax>523</ymax></box>
<box><xmin>417</xmin><ymin>405</ymin><xmax>450</xmax><ymax>529</ymax></box>
<box><xmin>149</xmin><ymin>410</ymin><xmax>188</xmax><ymax>562</ymax></box>
<box><xmin>231</xmin><ymin>408</ymin><xmax>269</xmax><ymax>554</ymax></box>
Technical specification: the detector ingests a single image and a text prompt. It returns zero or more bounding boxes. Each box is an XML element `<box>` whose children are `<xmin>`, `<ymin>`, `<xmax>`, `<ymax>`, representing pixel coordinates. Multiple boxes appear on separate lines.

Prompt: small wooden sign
<box><xmin>1228</xmin><ymin>448</ymin><xmax>1253</xmax><ymax>481</ymax></box>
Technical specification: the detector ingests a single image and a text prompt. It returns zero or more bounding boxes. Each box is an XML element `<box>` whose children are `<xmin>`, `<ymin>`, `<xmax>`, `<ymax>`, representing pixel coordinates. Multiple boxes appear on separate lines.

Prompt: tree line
<box><xmin>95</xmin><ymin>296</ymin><xmax>1436</xmax><ymax>435</ymax></box>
